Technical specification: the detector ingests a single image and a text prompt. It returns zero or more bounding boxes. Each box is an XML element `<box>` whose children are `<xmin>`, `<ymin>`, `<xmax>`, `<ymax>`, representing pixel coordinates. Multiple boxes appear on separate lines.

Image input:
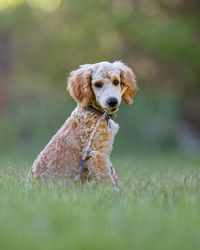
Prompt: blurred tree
<box><xmin>0</xmin><ymin>0</ymin><xmax>199</xmax><ymax>154</ymax></box>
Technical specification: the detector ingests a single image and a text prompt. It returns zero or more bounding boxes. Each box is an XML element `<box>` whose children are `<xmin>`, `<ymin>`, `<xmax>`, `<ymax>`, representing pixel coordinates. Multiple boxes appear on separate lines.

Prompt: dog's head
<box><xmin>67</xmin><ymin>61</ymin><xmax>138</xmax><ymax>113</ymax></box>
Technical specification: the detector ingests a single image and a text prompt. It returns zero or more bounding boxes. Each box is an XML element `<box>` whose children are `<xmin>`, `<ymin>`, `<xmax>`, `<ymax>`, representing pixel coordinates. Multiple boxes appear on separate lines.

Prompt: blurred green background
<box><xmin>0</xmin><ymin>0</ymin><xmax>199</xmax><ymax>159</ymax></box>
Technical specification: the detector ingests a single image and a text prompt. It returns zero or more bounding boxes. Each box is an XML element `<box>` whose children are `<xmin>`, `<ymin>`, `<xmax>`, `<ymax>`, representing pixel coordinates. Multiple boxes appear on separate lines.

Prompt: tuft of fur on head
<box><xmin>67</xmin><ymin>64</ymin><xmax>93</xmax><ymax>108</ymax></box>
<box><xmin>113</xmin><ymin>61</ymin><xmax>138</xmax><ymax>105</ymax></box>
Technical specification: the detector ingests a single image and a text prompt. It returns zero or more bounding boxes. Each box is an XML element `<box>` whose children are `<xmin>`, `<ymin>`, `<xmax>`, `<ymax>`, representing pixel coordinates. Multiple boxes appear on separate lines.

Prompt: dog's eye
<box><xmin>113</xmin><ymin>80</ymin><xmax>119</xmax><ymax>86</ymax></box>
<box><xmin>95</xmin><ymin>82</ymin><xmax>103</xmax><ymax>88</ymax></box>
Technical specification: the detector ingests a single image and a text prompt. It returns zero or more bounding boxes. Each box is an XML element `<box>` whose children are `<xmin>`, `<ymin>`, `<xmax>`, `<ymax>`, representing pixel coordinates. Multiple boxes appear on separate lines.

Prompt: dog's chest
<box><xmin>106</xmin><ymin>119</ymin><xmax>119</xmax><ymax>145</ymax></box>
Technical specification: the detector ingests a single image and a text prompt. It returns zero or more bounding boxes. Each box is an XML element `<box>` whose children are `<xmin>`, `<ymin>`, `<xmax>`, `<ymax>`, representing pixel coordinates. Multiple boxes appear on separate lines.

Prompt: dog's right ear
<box><xmin>67</xmin><ymin>65</ymin><xmax>93</xmax><ymax>108</ymax></box>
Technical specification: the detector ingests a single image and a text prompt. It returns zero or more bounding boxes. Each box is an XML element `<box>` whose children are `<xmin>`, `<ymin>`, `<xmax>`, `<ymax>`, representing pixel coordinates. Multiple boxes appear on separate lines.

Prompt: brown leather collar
<box><xmin>85</xmin><ymin>105</ymin><xmax>112</xmax><ymax>121</ymax></box>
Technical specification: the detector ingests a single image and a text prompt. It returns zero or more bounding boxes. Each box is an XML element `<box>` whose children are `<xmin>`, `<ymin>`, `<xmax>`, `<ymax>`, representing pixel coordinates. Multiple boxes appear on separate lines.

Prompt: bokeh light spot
<box><xmin>28</xmin><ymin>0</ymin><xmax>61</xmax><ymax>13</ymax></box>
<box><xmin>0</xmin><ymin>0</ymin><xmax>11</xmax><ymax>10</ymax></box>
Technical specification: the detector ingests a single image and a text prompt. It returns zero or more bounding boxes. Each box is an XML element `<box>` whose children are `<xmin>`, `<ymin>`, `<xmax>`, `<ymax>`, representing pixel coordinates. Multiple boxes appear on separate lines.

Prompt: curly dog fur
<box><xmin>29</xmin><ymin>61</ymin><xmax>137</xmax><ymax>184</ymax></box>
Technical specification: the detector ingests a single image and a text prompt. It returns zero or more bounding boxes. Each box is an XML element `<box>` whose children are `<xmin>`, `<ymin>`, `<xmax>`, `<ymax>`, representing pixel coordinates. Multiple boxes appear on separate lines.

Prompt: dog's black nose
<box><xmin>107</xmin><ymin>98</ymin><xmax>118</xmax><ymax>107</ymax></box>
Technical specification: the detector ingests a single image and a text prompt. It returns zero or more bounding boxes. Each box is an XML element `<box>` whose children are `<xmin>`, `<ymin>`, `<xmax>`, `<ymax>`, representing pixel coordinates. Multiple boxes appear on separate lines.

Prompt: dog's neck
<box><xmin>85</xmin><ymin>105</ymin><xmax>112</xmax><ymax>121</ymax></box>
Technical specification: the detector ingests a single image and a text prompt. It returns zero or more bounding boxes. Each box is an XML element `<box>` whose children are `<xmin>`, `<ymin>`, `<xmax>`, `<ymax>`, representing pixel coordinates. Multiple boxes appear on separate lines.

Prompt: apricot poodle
<box><xmin>28</xmin><ymin>61</ymin><xmax>138</xmax><ymax>186</ymax></box>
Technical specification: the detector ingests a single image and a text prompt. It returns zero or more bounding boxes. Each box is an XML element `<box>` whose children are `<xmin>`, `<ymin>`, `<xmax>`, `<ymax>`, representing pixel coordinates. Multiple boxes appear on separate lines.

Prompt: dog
<box><xmin>28</xmin><ymin>61</ymin><xmax>138</xmax><ymax>186</ymax></box>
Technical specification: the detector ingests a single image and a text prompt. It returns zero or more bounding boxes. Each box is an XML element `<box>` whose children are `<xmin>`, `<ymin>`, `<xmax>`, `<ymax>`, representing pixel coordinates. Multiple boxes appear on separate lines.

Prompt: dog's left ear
<box><xmin>67</xmin><ymin>64</ymin><xmax>93</xmax><ymax>108</ymax></box>
<box><xmin>114</xmin><ymin>61</ymin><xmax>138</xmax><ymax>105</ymax></box>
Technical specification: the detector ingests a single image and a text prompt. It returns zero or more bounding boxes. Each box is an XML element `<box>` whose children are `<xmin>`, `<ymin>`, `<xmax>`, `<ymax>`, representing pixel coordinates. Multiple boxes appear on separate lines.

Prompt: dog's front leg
<box><xmin>86</xmin><ymin>151</ymin><xmax>121</xmax><ymax>188</ymax></box>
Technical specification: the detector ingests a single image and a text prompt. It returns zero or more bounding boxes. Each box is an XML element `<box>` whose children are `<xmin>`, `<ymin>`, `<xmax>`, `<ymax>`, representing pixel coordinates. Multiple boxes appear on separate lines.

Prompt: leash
<box><xmin>74</xmin><ymin>109</ymin><xmax>110</xmax><ymax>183</ymax></box>
<box><xmin>121</xmin><ymin>85</ymin><xmax>128</xmax><ymax>96</ymax></box>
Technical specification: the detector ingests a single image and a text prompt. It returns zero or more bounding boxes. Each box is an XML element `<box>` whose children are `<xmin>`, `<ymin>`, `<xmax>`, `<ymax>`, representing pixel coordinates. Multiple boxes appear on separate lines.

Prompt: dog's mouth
<box><xmin>110</xmin><ymin>107</ymin><xmax>118</xmax><ymax>113</ymax></box>
<box><xmin>104</xmin><ymin>106</ymin><xmax>119</xmax><ymax>114</ymax></box>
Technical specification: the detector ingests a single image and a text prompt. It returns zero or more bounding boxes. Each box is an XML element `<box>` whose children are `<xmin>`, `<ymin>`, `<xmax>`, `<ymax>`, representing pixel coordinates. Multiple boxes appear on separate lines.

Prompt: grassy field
<box><xmin>0</xmin><ymin>153</ymin><xmax>200</xmax><ymax>250</ymax></box>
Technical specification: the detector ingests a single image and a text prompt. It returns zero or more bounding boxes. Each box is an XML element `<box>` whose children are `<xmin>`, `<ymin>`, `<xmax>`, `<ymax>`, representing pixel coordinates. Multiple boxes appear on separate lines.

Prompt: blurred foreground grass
<box><xmin>0</xmin><ymin>154</ymin><xmax>200</xmax><ymax>250</ymax></box>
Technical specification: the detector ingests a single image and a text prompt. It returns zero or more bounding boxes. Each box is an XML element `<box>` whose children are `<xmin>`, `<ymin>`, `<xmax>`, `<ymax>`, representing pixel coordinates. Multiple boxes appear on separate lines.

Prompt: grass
<box><xmin>0</xmin><ymin>153</ymin><xmax>200</xmax><ymax>250</ymax></box>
